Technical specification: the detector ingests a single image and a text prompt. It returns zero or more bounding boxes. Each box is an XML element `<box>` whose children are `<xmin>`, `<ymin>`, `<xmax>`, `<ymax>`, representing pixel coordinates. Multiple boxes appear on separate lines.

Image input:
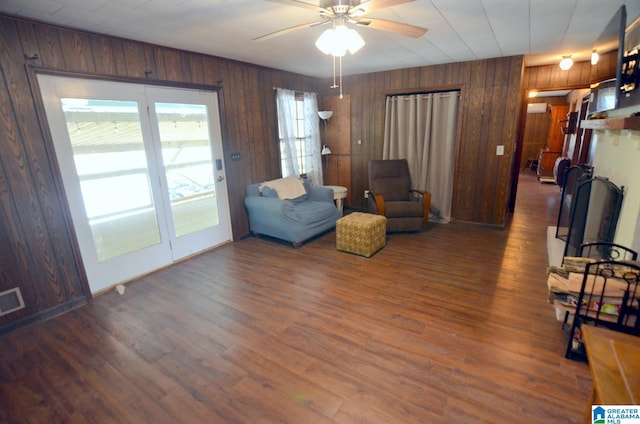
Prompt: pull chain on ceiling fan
<box><xmin>255</xmin><ymin>0</ymin><xmax>428</xmax><ymax>98</ymax></box>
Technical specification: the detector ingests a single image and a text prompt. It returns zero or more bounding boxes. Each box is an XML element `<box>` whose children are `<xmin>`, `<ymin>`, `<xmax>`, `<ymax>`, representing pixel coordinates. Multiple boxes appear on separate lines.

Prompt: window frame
<box><xmin>278</xmin><ymin>92</ymin><xmax>314</xmax><ymax>178</ymax></box>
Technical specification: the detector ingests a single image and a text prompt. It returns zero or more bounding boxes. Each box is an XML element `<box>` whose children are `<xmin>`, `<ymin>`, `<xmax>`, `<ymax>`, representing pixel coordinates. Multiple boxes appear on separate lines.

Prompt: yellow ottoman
<box><xmin>336</xmin><ymin>212</ymin><xmax>386</xmax><ymax>257</ymax></box>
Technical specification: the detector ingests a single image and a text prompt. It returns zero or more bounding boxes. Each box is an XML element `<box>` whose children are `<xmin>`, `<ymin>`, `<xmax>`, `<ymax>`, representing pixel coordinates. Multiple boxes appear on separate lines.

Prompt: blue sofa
<box><xmin>244</xmin><ymin>179</ymin><xmax>340</xmax><ymax>247</ymax></box>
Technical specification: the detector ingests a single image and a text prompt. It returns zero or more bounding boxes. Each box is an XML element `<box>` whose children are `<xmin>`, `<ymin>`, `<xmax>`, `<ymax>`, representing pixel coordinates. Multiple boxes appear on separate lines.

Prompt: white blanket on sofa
<box><xmin>260</xmin><ymin>176</ymin><xmax>307</xmax><ymax>200</ymax></box>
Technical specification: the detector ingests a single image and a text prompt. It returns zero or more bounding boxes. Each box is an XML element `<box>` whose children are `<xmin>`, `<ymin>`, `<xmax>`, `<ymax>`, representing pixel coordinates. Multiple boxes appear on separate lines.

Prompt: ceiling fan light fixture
<box><xmin>344</xmin><ymin>27</ymin><xmax>365</xmax><ymax>55</ymax></box>
<box><xmin>559</xmin><ymin>55</ymin><xmax>573</xmax><ymax>71</ymax></box>
<box><xmin>315</xmin><ymin>25</ymin><xmax>365</xmax><ymax>57</ymax></box>
<box><xmin>316</xmin><ymin>28</ymin><xmax>339</xmax><ymax>55</ymax></box>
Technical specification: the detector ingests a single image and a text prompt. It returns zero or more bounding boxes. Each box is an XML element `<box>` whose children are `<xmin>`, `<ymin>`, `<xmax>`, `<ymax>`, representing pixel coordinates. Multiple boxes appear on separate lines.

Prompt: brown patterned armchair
<box><xmin>367</xmin><ymin>159</ymin><xmax>431</xmax><ymax>232</ymax></box>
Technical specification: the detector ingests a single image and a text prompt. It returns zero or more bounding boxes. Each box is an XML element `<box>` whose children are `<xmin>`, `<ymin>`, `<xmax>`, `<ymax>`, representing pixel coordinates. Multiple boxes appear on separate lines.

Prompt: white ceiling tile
<box><xmin>48</xmin><ymin>6</ymin><xmax>110</xmax><ymax>26</ymax></box>
<box><xmin>87</xmin><ymin>3</ymin><xmax>150</xmax><ymax>25</ymax></box>
<box><xmin>1</xmin><ymin>0</ymin><xmax>638</xmax><ymax>78</ymax></box>
<box><xmin>0</xmin><ymin>0</ymin><xmax>31</xmax><ymax>15</ymax></box>
<box><xmin>6</xmin><ymin>0</ymin><xmax>65</xmax><ymax>16</ymax></box>
<box><xmin>481</xmin><ymin>0</ymin><xmax>530</xmax><ymax>56</ymax></box>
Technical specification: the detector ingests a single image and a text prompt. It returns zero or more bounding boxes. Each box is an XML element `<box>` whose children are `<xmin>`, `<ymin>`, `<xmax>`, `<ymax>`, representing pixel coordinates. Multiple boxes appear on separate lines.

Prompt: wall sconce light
<box><xmin>318</xmin><ymin>110</ymin><xmax>334</xmax><ymax>121</ymax></box>
<box><xmin>591</xmin><ymin>50</ymin><xmax>599</xmax><ymax>65</ymax></box>
<box><xmin>559</xmin><ymin>55</ymin><xmax>574</xmax><ymax>71</ymax></box>
<box><xmin>319</xmin><ymin>110</ymin><xmax>333</xmax><ymax>156</ymax></box>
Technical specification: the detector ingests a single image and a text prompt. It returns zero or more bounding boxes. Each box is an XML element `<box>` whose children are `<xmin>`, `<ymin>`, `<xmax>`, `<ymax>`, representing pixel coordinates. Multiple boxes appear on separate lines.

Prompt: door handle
<box><xmin>217</xmin><ymin>176</ymin><xmax>225</xmax><ymax>182</ymax></box>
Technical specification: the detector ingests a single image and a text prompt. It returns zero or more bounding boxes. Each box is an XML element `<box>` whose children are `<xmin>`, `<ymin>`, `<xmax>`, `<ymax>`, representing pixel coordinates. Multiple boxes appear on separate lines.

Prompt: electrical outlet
<box><xmin>496</xmin><ymin>145</ymin><xmax>504</xmax><ymax>156</ymax></box>
<box><xmin>364</xmin><ymin>190</ymin><xmax>370</xmax><ymax>199</ymax></box>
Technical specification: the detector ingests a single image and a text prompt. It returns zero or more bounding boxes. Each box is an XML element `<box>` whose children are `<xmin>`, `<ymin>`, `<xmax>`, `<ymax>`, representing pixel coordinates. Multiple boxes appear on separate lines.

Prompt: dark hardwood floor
<box><xmin>0</xmin><ymin>172</ymin><xmax>591</xmax><ymax>423</ymax></box>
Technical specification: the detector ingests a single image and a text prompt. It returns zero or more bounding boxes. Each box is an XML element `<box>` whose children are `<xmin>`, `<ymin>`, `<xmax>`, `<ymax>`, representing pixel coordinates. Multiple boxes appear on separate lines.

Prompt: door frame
<box><xmin>30</xmin><ymin>69</ymin><xmax>230</xmax><ymax>294</ymax></box>
<box><xmin>509</xmin><ymin>83</ymin><xmax>590</xmax><ymax>212</ymax></box>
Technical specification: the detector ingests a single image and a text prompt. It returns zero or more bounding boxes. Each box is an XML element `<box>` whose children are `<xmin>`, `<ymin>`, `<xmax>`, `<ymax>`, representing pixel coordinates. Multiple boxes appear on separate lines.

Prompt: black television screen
<box><xmin>619</xmin><ymin>15</ymin><xmax>640</xmax><ymax>109</ymax></box>
<box><xmin>589</xmin><ymin>5</ymin><xmax>626</xmax><ymax>113</ymax></box>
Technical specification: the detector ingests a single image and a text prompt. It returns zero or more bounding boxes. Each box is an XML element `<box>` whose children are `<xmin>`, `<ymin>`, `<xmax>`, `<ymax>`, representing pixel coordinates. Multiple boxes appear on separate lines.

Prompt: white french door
<box><xmin>38</xmin><ymin>75</ymin><xmax>231</xmax><ymax>293</ymax></box>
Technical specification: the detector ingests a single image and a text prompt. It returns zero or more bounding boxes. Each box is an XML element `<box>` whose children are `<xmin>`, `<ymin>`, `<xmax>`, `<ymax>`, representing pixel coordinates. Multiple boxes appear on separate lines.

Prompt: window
<box><xmin>275</xmin><ymin>88</ymin><xmax>323</xmax><ymax>185</ymax></box>
<box><xmin>279</xmin><ymin>94</ymin><xmax>311</xmax><ymax>176</ymax></box>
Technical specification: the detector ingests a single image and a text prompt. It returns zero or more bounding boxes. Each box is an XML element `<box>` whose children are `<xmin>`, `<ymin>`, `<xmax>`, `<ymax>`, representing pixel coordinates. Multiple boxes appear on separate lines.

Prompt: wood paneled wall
<box><xmin>0</xmin><ymin>14</ymin><xmax>322</xmax><ymax>331</ymax></box>
<box><xmin>330</xmin><ymin>56</ymin><xmax>525</xmax><ymax>225</ymax></box>
<box><xmin>521</xmin><ymin>96</ymin><xmax>574</xmax><ymax>168</ymax></box>
<box><xmin>522</xmin><ymin>61</ymin><xmax>592</xmax><ymax>91</ymax></box>
<box><xmin>322</xmin><ymin>94</ymin><xmax>351</xmax><ymax>194</ymax></box>
<box><xmin>522</xmin><ymin>100</ymin><xmax>552</xmax><ymax>167</ymax></box>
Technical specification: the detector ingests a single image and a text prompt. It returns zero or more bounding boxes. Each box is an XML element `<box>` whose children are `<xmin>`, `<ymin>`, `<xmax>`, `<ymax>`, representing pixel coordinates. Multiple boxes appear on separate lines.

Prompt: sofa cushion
<box><xmin>261</xmin><ymin>184</ymin><xmax>308</xmax><ymax>202</ymax></box>
<box><xmin>261</xmin><ymin>186</ymin><xmax>279</xmax><ymax>198</ymax></box>
<box><xmin>262</xmin><ymin>186</ymin><xmax>309</xmax><ymax>203</ymax></box>
<box><xmin>282</xmin><ymin>200</ymin><xmax>337</xmax><ymax>225</ymax></box>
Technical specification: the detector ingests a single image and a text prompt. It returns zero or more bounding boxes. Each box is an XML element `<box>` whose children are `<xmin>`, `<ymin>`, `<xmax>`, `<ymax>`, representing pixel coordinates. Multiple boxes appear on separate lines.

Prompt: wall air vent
<box><xmin>0</xmin><ymin>287</ymin><xmax>25</xmax><ymax>317</ymax></box>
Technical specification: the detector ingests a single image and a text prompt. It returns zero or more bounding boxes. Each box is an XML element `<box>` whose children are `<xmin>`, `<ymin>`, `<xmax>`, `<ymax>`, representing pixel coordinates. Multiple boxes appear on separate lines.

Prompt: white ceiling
<box><xmin>1</xmin><ymin>0</ymin><xmax>639</xmax><ymax>78</ymax></box>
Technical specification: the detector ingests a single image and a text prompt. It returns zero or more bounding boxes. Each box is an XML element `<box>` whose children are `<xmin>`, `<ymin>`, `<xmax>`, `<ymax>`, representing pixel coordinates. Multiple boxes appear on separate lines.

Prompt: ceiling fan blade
<box><xmin>356</xmin><ymin>0</ymin><xmax>416</xmax><ymax>15</ymax></box>
<box><xmin>265</xmin><ymin>0</ymin><xmax>327</xmax><ymax>14</ymax></box>
<box><xmin>253</xmin><ymin>21</ymin><xmax>328</xmax><ymax>42</ymax></box>
<box><xmin>356</xmin><ymin>17</ymin><xmax>427</xmax><ymax>38</ymax></box>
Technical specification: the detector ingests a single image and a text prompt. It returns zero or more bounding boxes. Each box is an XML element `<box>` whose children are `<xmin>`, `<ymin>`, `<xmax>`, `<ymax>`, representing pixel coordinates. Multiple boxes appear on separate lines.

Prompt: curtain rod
<box><xmin>390</xmin><ymin>92</ymin><xmax>461</xmax><ymax>100</ymax></box>
<box><xmin>388</xmin><ymin>90</ymin><xmax>460</xmax><ymax>96</ymax></box>
<box><xmin>273</xmin><ymin>87</ymin><xmax>319</xmax><ymax>94</ymax></box>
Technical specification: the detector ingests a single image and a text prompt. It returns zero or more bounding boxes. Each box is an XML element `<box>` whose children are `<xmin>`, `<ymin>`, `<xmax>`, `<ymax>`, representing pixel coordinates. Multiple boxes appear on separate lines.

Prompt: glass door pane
<box><xmin>62</xmin><ymin>98</ymin><xmax>162</xmax><ymax>262</ymax></box>
<box><xmin>154</xmin><ymin>102</ymin><xmax>218</xmax><ymax>237</ymax></box>
<box><xmin>38</xmin><ymin>75</ymin><xmax>231</xmax><ymax>294</ymax></box>
<box><xmin>146</xmin><ymin>87</ymin><xmax>231</xmax><ymax>260</ymax></box>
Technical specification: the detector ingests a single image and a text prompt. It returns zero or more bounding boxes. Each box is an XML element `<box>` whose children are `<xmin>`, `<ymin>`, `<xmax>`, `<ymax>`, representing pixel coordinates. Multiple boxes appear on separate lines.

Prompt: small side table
<box><xmin>325</xmin><ymin>185</ymin><xmax>347</xmax><ymax>216</ymax></box>
<box><xmin>582</xmin><ymin>326</ymin><xmax>640</xmax><ymax>422</ymax></box>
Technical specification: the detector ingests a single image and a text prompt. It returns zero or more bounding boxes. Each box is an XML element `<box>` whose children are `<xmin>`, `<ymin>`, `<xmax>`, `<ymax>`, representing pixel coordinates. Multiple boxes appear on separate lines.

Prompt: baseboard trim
<box><xmin>0</xmin><ymin>297</ymin><xmax>88</xmax><ymax>336</ymax></box>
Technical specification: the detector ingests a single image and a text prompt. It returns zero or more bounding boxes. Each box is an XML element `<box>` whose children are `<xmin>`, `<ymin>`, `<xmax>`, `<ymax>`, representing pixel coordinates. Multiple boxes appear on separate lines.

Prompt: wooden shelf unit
<box><xmin>581</xmin><ymin>115</ymin><xmax>640</xmax><ymax>131</ymax></box>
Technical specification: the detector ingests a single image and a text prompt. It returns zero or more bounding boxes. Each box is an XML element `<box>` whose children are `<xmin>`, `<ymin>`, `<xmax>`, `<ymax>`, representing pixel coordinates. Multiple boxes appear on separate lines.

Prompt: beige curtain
<box><xmin>383</xmin><ymin>91</ymin><xmax>459</xmax><ymax>223</ymax></box>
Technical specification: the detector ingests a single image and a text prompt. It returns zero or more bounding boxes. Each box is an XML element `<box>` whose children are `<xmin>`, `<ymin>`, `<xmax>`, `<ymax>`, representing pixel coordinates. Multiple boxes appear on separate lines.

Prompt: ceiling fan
<box><xmin>253</xmin><ymin>0</ymin><xmax>428</xmax><ymax>42</ymax></box>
